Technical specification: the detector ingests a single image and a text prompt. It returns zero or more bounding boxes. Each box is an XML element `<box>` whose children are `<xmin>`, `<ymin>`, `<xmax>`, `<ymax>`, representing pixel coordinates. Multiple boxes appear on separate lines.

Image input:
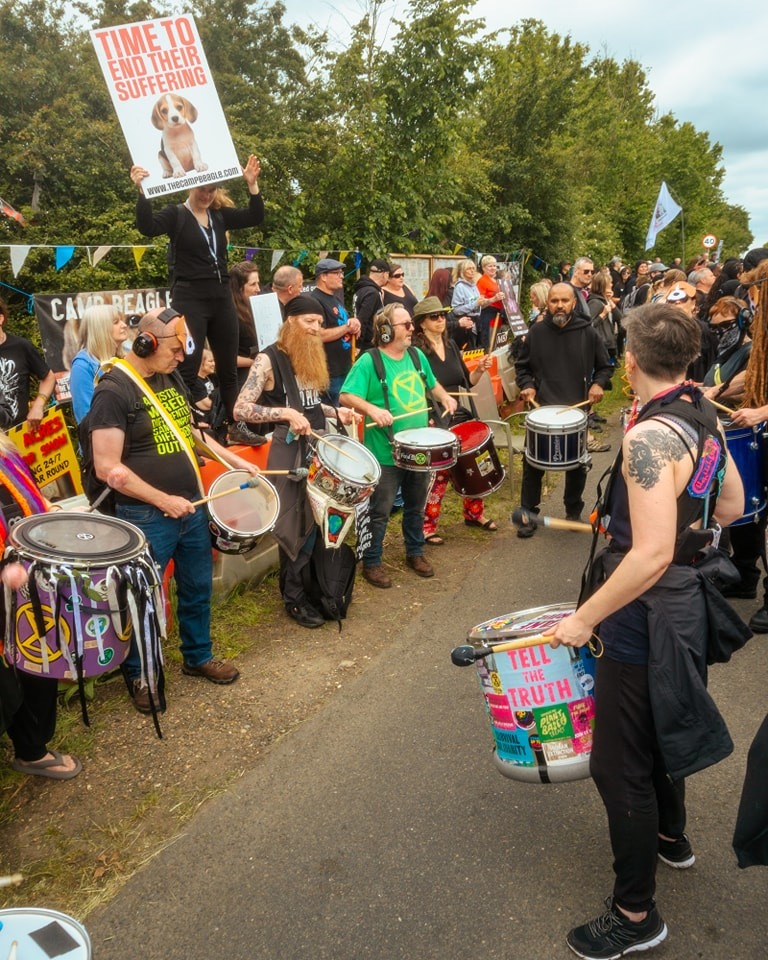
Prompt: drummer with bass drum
<box><xmin>703</xmin><ymin>265</ymin><xmax>768</xmax><ymax>633</ymax></box>
<box><xmin>234</xmin><ymin>295</ymin><xmax>359</xmax><ymax>629</ymax></box>
<box><xmin>340</xmin><ymin>304</ymin><xmax>457</xmax><ymax>588</ymax></box>
<box><xmin>514</xmin><ymin>282</ymin><xmax>613</xmax><ymax>537</ymax></box>
<box><xmin>411</xmin><ymin>296</ymin><xmax>498</xmax><ymax>543</ymax></box>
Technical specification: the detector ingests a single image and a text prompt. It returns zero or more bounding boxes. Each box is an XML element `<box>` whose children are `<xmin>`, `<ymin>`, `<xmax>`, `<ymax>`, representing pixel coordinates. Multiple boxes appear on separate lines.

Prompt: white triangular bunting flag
<box><xmin>271</xmin><ymin>249</ymin><xmax>285</xmax><ymax>271</ymax></box>
<box><xmin>92</xmin><ymin>245</ymin><xmax>112</xmax><ymax>267</ymax></box>
<box><xmin>9</xmin><ymin>245</ymin><xmax>31</xmax><ymax>277</ymax></box>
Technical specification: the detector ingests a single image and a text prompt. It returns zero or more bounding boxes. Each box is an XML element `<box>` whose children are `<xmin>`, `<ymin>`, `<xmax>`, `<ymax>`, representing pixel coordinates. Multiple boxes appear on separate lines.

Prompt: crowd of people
<box><xmin>2</xmin><ymin>169</ymin><xmax>767</xmax><ymax>958</ymax></box>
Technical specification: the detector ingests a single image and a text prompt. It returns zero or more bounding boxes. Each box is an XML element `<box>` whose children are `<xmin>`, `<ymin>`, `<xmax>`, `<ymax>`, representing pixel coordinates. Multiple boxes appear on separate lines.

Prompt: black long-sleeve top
<box><xmin>136</xmin><ymin>193</ymin><xmax>265</xmax><ymax>284</ymax></box>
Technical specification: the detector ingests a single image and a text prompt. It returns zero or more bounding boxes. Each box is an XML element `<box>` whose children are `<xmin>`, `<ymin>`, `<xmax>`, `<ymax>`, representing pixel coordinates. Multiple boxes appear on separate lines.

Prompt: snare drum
<box><xmin>0</xmin><ymin>907</ymin><xmax>91</xmax><ymax>959</ymax></box>
<box><xmin>3</xmin><ymin>513</ymin><xmax>163</xmax><ymax>681</ymax></box>
<box><xmin>393</xmin><ymin>427</ymin><xmax>459</xmax><ymax>471</ymax></box>
<box><xmin>449</xmin><ymin>420</ymin><xmax>505</xmax><ymax>497</ymax></box>
<box><xmin>468</xmin><ymin>603</ymin><xmax>596</xmax><ymax>783</ymax></box>
<box><xmin>525</xmin><ymin>406</ymin><xmax>588</xmax><ymax>471</ymax></box>
<box><xmin>723</xmin><ymin>420</ymin><xmax>768</xmax><ymax>525</ymax></box>
<box><xmin>207</xmin><ymin>469</ymin><xmax>280</xmax><ymax>555</ymax></box>
<box><xmin>308</xmin><ymin>433</ymin><xmax>380</xmax><ymax>506</ymax></box>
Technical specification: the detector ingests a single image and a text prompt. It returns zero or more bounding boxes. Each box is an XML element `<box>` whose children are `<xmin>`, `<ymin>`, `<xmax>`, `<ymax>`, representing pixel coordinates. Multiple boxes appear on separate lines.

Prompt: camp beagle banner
<box><xmin>90</xmin><ymin>15</ymin><xmax>241</xmax><ymax>198</ymax></box>
<box><xmin>33</xmin><ymin>287</ymin><xmax>171</xmax><ymax>399</ymax></box>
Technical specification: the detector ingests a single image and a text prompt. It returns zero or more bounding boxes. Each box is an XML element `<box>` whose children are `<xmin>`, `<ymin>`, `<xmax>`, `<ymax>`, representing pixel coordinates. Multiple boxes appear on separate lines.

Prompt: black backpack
<box><xmin>304</xmin><ymin>537</ymin><xmax>356</xmax><ymax>631</ymax></box>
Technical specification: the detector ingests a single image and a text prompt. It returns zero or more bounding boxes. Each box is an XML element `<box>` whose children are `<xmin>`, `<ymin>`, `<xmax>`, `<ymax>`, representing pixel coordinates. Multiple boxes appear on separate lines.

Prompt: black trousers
<box><xmin>590</xmin><ymin>656</ymin><xmax>686</xmax><ymax>913</ymax></box>
<box><xmin>4</xmin><ymin>670</ymin><xmax>58</xmax><ymax>762</ymax></box>
<box><xmin>725</xmin><ymin>514</ymin><xmax>768</xmax><ymax>603</ymax></box>
<box><xmin>171</xmin><ymin>282</ymin><xmax>240</xmax><ymax>421</ymax></box>
<box><xmin>521</xmin><ymin>459</ymin><xmax>587</xmax><ymax>517</ymax></box>
<box><xmin>278</xmin><ymin>541</ymin><xmax>314</xmax><ymax>608</ymax></box>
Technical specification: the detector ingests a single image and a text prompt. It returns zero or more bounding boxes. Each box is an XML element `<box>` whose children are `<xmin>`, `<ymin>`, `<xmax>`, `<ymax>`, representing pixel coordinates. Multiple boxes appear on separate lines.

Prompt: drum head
<box><xmin>451</xmin><ymin>419</ymin><xmax>491</xmax><ymax>449</ymax></box>
<box><xmin>394</xmin><ymin>427</ymin><xmax>455</xmax><ymax>447</ymax></box>
<box><xmin>527</xmin><ymin>406</ymin><xmax>586</xmax><ymax>429</ymax></box>
<box><xmin>469</xmin><ymin>602</ymin><xmax>576</xmax><ymax>642</ymax></box>
<box><xmin>8</xmin><ymin>514</ymin><xmax>146</xmax><ymax>564</ymax></box>
<box><xmin>316</xmin><ymin>434</ymin><xmax>380</xmax><ymax>484</ymax></box>
<box><xmin>208</xmin><ymin>470</ymin><xmax>279</xmax><ymax>537</ymax></box>
<box><xmin>0</xmin><ymin>908</ymin><xmax>91</xmax><ymax>959</ymax></box>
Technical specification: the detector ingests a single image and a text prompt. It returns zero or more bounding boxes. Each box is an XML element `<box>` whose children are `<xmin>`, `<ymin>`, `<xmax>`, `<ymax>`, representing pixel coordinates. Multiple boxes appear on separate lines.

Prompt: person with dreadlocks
<box><xmin>549</xmin><ymin>303</ymin><xmax>745</xmax><ymax>960</ymax></box>
<box><xmin>722</xmin><ymin>259</ymin><xmax>768</xmax><ymax>632</ymax></box>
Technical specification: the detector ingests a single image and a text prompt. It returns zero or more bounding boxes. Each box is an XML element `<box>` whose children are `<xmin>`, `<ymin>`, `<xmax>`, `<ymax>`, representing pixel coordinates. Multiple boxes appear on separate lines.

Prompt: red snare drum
<box><xmin>449</xmin><ymin>420</ymin><xmax>505</xmax><ymax>497</ymax></box>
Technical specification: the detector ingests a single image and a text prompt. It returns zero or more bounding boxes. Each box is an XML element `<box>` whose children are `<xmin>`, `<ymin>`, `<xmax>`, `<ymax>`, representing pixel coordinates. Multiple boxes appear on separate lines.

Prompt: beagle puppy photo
<box><xmin>151</xmin><ymin>93</ymin><xmax>208</xmax><ymax>179</ymax></box>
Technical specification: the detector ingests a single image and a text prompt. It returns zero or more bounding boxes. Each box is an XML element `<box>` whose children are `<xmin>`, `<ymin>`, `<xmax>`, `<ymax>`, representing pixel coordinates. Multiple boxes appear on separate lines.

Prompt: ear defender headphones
<box><xmin>376</xmin><ymin>310</ymin><xmax>394</xmax><ymax>345</ymax></box>
<box><xmin>132</xmin><ymin>308</ymin><xmax>184</xmax><ymax>357</ymax></box>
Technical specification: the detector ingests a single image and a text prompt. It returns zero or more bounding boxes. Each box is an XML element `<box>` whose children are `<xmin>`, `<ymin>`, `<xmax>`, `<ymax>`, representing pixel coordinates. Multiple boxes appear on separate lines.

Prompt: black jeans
<box><xmin>521</xmin><ymin>459</ymin><xmax>587</xmax><ymax>518</ymax></box>
<box><xmin>724</xmin><ymin>514</ymin><xmax>768</xmax><ymax>603</ymax></box>
<box><xmin>590</xmin><ymin>656</ymin><xmax>686</xmax><ymax>913</ymax></box>
<box><xmin>172</xmin><ymin>281</ymin><xmax>239</xmax><ymax>420</ymax></box>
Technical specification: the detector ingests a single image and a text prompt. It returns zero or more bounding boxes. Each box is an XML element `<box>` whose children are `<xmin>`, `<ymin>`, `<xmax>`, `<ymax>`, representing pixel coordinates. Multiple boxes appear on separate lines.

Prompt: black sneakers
<box><xmin>227</xmin><ymin>421</ymin><xmax>267</xmax><ymax>446</ymax></box>
<box><xmin>748</xmin><ymin>607</ymin><xmax>768</xmax><ymax>633</ymax></box>
<box><xmin>286</xmin><ymin>602</ymin><xmax>325</xmax><ymax>628</ymax></box>
<box><xmin>567</xmin><ymin>898</ymin><xmax>668</xmax><ymax>959</ymax></box>
<box><xmin>657</xmin><ymin>833</ymin><xmax>695</xmax><ymax>869</ymax></box>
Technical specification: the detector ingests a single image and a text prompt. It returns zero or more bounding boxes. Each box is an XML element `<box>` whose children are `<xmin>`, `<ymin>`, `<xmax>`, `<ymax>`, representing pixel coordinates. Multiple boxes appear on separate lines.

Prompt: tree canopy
<box><xmin>0</xmin><ymin>0</ymin><xmax>753</xmax><ymax>329</ymax></box>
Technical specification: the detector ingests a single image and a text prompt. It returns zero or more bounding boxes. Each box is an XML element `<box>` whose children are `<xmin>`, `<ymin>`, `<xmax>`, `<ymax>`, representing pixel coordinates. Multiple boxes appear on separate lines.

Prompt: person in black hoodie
<box><xmin>514</xmin><ymin>283</ymin><xmax>613</xmax><ymax>532</ymax></box>
<box><xmin>352</xmin><ymin>259</ymin><xmax>390</xmax><ymax>353</ymax></box>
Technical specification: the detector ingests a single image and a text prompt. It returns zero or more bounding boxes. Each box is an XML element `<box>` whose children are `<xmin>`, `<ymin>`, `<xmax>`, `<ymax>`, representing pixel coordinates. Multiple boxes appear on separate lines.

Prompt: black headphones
<box><xmin>376</xmin><ymin>310</ymin><xmax>394</xmax><ymax>345</ymax></box>
<box><xmin>132</xmin><ymin>308</ymin><xmax>183</xmax><ymax>357</ymax></box>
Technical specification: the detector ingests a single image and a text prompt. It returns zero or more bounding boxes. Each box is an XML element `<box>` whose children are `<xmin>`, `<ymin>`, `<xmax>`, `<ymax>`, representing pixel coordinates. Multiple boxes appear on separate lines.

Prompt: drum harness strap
<box><xmin>369</xmin><ymin>347</ymin><xmax>433</xmax><ymax>443</ymax></box>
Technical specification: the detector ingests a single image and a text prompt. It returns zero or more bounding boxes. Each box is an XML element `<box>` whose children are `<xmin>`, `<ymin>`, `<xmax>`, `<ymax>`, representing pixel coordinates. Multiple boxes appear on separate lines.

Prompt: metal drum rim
<box><xmin>208</xmin><ymin>469</ymin><xmax>280</xmax><ymax>538</ymax></box>
<box><xmin>6</xmin><ymin>513</ymin><xmax>147</xmax><ymax>566</ymax></box>
<box><xmin>469</xmin><ymin>601</ymin><xmax>577</xmax><ymax>641</ymax></box>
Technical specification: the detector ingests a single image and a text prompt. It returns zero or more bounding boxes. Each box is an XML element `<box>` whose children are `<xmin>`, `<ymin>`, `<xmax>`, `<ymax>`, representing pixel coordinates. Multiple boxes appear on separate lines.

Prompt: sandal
<box><xmin>11</xmin><ymin>750</ymin><xmax>82</xmax><ymax>781</ymax></box>
<box><xmin>424</xmin><ymin>534</ymin><xmax>445</xmax><ymax>545</ymax></box>
<box><xmin>464</xmin><ymin>518</ymin><xmax>498</xmax><ymax>531</ymax></box>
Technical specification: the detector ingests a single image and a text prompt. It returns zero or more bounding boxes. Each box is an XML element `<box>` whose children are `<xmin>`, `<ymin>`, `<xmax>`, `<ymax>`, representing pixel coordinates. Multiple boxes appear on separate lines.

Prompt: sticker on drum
<box><xmin>393</xmin><ymin>427</ymin><xmax>459</xmax><ymax>471</ymax></box>
<box><xmin>307</xmin><ymin>434</ymin><xmax>380</xmax><ymax>506</ymax></box>
<box><xmin>4</xmin><ymin>514</ymin><xmax>156</xmax><ymax>680</ymax></box>
<box><xmin>207</xmin><ymin>469</ymin><xmax>280</xmax><ymax>555</ymax></box>
<box><xmin>0</xmin><ymin>907</ymin><xmax>91</xmax><ymax>958</ymax></box>
<box><xmin>468</xmin><ymin>603</ymin><xmax>596</xmax><ymax>784</ymax></box>
<box><xmin>449</xmin><ymin>420</ymin><xmax>505</xmax><ymax>497</ymax></box>
<box><xmin>525</xmin><ymin>405</ymin><xmax>588</xmax><ymax>471</ymax></box>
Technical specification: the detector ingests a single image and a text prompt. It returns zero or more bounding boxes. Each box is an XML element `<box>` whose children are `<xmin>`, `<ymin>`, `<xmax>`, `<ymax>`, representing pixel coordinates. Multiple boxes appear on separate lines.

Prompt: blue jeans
<box><xmin>116</xmin><ymin>503</ymin><xmax>213</xmax><ymax>677</ymax></box>
<box><xmin>363</xmin><ymin>465</ymin><xmax>429</xmax><ymax>567</ymax></box>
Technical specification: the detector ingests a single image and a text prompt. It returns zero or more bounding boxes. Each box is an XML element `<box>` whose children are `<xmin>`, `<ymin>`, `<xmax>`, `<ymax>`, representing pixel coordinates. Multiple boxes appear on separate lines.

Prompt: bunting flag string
<box><xmin>1</xmin><ymin>238</ymin><xmax>553</xmax><ymax>281</ymax></box>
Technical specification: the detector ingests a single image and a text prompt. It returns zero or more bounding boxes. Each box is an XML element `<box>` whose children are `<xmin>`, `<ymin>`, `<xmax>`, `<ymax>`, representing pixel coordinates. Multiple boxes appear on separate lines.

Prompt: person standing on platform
<box><xmin>551</xmin><ymin>302</ymin><xmax>744</xmax><ymax>960</ymax></box>
<box><xmin>130</xmin><ymin>156</ymin><xmax>264</xmax><ymax>433</ymax></box>
<box><xmin>0</xmin><ymin>297</ymin><xmax>57</xmax><ymax>432</ymax></box>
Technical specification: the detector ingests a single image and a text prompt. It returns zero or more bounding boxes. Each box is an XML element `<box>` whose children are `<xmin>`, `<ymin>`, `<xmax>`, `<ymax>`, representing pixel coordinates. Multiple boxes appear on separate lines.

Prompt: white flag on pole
<box><xmin>645</xmin><ymin>181</ymin><xmax>682</xmax><ymax>250</ymax></box>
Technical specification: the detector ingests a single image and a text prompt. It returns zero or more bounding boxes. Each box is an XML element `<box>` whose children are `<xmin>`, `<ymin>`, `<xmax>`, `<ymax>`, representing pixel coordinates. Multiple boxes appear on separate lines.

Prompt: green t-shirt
<box><xmin>341</xmin><ymin>348</ymin><xmax>437</xmax><ymax>466</ymax></box>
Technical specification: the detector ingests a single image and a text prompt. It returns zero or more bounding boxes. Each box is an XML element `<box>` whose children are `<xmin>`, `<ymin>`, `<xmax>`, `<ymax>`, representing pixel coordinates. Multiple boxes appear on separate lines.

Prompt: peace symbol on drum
<box><xmin>391</xmin><ymin>370</ymin><xmax>426</xmax><ymax>410</ymax></box>
<box><xmin>14</xmin><ymin>602</ymin><xmax>71</xmax><ymax>665</ymax></box>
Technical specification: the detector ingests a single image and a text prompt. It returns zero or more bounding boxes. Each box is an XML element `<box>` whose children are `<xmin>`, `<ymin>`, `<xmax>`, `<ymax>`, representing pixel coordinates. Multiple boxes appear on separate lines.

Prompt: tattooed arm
<box><xmin>551</xmin><ymin>422</ymin><xmax>694</xmax><ymax>648</ymax></box>
<box><xmin>233</xmin><ymin>352</ymin><xmax>315</xmax><ymax>436</ymax></box>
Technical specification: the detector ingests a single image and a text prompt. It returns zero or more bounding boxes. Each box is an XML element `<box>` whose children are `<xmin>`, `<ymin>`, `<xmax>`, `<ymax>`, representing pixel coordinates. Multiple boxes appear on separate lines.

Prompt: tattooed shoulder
<box><xmin>626</xmin><ymin>427</ymin><xmax>689</xmax><ymax>490</ymax></box>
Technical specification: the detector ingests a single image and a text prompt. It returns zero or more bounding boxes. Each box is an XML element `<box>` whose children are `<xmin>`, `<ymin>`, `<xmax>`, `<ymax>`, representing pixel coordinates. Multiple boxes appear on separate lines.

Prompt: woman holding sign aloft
<box><xmin>130</xmin><ymin>155</ymin><xmax>264</xmax><ymax>443</ymax></box>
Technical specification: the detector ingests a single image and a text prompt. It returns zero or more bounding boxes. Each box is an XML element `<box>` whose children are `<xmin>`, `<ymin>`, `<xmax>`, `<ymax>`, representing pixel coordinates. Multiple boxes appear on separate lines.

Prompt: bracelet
<box><xmin>35</xmin><ymin>392</ymin><xmax>50</xmax><ymax>402</ymax></box>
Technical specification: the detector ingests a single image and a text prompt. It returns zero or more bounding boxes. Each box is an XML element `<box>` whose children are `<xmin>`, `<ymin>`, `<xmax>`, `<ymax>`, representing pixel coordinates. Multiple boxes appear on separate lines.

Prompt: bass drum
<box><xmin>449</xmin><ymin>420</ymin><xmax>505</xmax><ymax>497</ymax></box>
<box><xmin>468</xmin><ymin>603</ymin><xmax>597</xmax><ymax>784</ymax></box>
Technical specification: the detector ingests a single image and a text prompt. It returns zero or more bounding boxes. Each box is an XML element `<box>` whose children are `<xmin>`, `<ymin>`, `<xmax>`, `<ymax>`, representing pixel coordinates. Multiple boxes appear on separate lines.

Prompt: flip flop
<box><xmin>11</xmin><ymin>750</ymin><xmax>82</xmax><ymax>781</ymax></box>
<box><xmin>425</xmin><ymin>534</ymin><xmax>445</xmax><ymax>545</ymax></box>
<box><xmin>465</xmin><ymin>518</ymin><xmax>498</xmax><ymax>531</ymax></box>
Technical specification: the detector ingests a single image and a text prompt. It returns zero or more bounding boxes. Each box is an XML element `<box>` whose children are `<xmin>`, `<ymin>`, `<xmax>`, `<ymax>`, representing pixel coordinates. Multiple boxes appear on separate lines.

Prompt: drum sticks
<box><xmin>451</xmin><ymin>633</ymin><xmax>554</xmax><ymax>665</ymax></box>
<box><xmin>510</xmin><ymin>508</ymin><xmax>593</xmax><ymax>534</ymax></box>
<box><xmin>557</xmin><ymin>399</ymin><xmax>592</xmax><ymax>413</ymax></box>
<box><xmin>364</xmin><ymin>407</ymin><xmax>430</xmax><ymax>428</ymax></box>
<box><xmin>310</xmin><ymin>431</ymin><xmax>358</xmax><ymax>462</ymax></box>
<box><xmin>190</xmin><ymin>471</ymin><xmax>308</xmax><ymax>507</ymax></box>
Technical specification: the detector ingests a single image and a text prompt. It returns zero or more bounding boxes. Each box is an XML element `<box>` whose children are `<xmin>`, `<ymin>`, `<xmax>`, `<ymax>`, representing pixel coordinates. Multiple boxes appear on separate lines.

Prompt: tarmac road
<box><xmin>87</xmin><ymin>473</ymin><xmax>768</xmax><ymax>960</ymax></box>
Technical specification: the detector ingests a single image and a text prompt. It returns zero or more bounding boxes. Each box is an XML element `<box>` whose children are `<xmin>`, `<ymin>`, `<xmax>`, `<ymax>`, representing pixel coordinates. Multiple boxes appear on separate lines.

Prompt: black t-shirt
<box><xmin>88</xmin><ymin>368</ymin><xmax>199</xmax><ymax>503</ymax></box>
<box><xmin>0</xmin><ymin>334</ymin><xmax>51</xmax><ymax>425</ymax></box>
<box><xmin>310</xmin><ymin>288</ymin><xmax>354</xmax><ymax>379</ymax></box>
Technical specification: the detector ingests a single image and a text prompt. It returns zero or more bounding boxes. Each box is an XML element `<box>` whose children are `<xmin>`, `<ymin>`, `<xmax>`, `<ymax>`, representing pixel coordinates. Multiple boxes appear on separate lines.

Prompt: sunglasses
<box><xmin>390</xmin><ymin>272</ymin><xmax>405</xmax><ymax>279</ymax></box>
<box><xmin>422</xmin><ymin>313</ymin><xmax>445</xmax><ymax>321</ymax></box>
<box><xmin>392</xmin><ymin>320</ymin><xmax>414</xmax><ymax>330</ymax></box>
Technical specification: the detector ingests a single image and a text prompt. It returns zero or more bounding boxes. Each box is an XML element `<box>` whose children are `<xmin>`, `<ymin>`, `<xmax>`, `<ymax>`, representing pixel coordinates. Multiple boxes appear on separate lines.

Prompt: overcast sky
<box><xmin>282</xmin><ymin>0</ymin><xmax>767</xmax><ymax>254</ymax></box>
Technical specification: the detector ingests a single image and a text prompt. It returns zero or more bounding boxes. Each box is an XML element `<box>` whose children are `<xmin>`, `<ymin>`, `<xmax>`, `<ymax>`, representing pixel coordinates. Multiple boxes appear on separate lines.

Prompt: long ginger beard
<box><xmin>278</xmin><ymin>321</ymin><xmax>330</xmax><ymax>392</ymax></box>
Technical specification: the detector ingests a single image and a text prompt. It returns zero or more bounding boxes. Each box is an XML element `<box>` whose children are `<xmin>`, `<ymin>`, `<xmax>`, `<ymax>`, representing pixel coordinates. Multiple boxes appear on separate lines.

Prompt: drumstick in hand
<box><xmin>190</xmin><ymin>470</ymin><xmax>309</xmax><ymax>507</ymax></box>
<box><xmin>310</xmin><ymin>431</ymin><xmax>358</xmax><ymax>462</ymax></box>
<box><xmin>365</xmin><ymin>407</ymin><xmax>430</xmax><ymax>428</ymax></box>
<box><xmin>557</xmin><ymin>399</ymin><xmax>592</xmax><ymax>414</ymax></box>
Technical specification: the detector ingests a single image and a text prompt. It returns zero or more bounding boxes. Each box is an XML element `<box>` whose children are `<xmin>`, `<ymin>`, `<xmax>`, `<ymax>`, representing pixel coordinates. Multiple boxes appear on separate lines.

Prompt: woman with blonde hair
<box><xmin>69</xmin><ymin>304</ymin><xmax>129</xmax><ymax>422</ymax></box>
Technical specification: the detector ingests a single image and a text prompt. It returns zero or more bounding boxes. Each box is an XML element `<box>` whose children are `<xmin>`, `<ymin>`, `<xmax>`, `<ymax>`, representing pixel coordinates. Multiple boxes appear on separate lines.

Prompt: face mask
<box><xmin>713</xmin><ymin>319</ymin><xmax>738</xmax><ymax>341</ymax></box>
